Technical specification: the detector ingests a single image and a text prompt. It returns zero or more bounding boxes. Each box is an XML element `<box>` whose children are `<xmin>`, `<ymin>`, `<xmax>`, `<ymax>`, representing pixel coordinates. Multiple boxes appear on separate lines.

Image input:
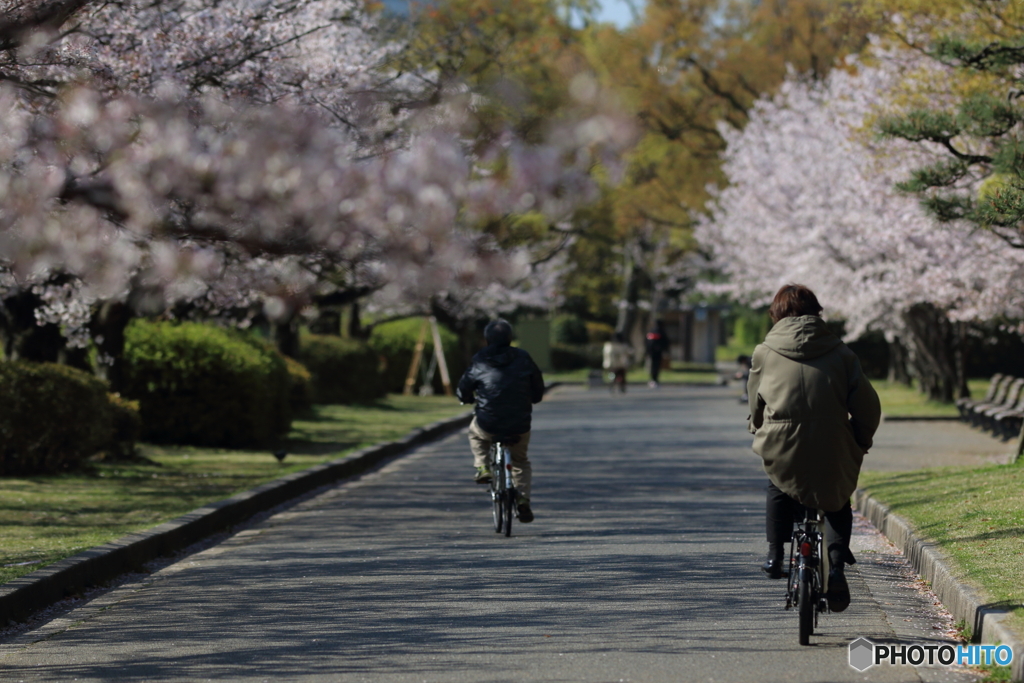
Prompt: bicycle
<box><xmin>784</xmin><ymin>508</ymin><xmax>830</xmax><ymax>646</ymax></box>
<box><xmin>488</xmin><ymin>436</ymin><xmax>519</xmax><ymax>537</ymax></box>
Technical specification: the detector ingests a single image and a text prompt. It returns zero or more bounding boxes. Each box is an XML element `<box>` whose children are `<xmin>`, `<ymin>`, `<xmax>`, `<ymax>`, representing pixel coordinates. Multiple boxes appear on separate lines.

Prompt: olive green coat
<box><xmin>747</xmin><ymin>316</ymin><xmax>881</xmax><ymax>512</ymax></box>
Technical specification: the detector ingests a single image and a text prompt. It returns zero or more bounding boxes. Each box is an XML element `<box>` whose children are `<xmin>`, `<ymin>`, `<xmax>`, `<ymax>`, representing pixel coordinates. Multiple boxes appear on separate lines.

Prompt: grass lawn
<box><xmin>716</xmin><ymin>340</ymin><xmax>756</xmax><ymax>363</ymax></box>
<box><xmin>859</xmin><ymin>459</ymin><xmax>1024</xmax><ymax>635</ymax></box>
<box><xmin>0</xmin><ymin>394</ymin><xmax>468</xmax><ymax>586</ymax></box>
<box><xmin>872</xmin><ymin>378</ymin><xmax>991</xmax><ymax>418</ymax></box>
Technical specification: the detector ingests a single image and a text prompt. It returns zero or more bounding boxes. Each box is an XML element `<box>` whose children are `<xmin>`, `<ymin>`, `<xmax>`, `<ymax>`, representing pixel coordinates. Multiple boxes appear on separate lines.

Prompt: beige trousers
<box><xmin>468</xmin><ymin>417</ymin><xmax>532</xmax><ymax>500</ymax></box>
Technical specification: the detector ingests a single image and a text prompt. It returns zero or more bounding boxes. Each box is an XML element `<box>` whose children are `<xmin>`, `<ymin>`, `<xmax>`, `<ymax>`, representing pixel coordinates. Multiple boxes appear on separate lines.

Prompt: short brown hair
<box><xmin>769</xmin><ymin>284</ymin><xmax>822</xmax><ymax>324</ymax></box>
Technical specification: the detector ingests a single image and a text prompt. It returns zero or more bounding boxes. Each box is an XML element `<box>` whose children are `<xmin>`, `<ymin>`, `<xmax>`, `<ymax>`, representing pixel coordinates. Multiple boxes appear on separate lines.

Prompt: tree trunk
<box><xmin>90</xmin><ymin>301</ymin><xmax>133</xmax><ymax>392</ymax></box>
<box><xmin>615</xmin><ymin>250</ymin><xmax>640</xmax><ymax>338</ymax></box>
<box><xmin>886</xmin><ymin>335</ymin><xmax>912</xmax><ymax>387</ymax></box>
<box><xmin>953</xmin><ymin>322</ymin><xmax>969</xmax><ymax>400</ymax></box>
<box><xmin>347</xmin><ymin>300</ymin><xmax>367</xmax><ymax>340</ymax></box>
<box><xmin>272</xmin><ymin>314</ymin><xmax>300</xmax><ymax>358</ymax></box>
<box><xmin>901</xmin><ymin>304</ymin><xmax>967</xmax><ymax>403</ymax></box>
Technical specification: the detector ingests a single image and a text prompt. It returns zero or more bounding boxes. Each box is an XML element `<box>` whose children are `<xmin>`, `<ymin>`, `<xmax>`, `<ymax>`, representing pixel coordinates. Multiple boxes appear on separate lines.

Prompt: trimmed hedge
<box><xmin>299</xmin><ymin>334</ymin><xmax>386</xmax><ymax>404</ymax></box>
<box><xmin>122</xmin><ymin>321</ymin><xmax>291</xmax><ymax>448</ymax></box>
<box><xmin>551</xmin><ymin>315</ymin><xmax>589</xmax><ymax>345</ymax></box>
<box><xmin>585</xmin><ymin>321</ymin><xmax>614</xmax><ymax>344</ymax></box>
<box><xmin>107</xmin><ymin>392</ymin><xmax>142</xmax><ymax>460</ymax></box>
<box><xmin>368</xmin><ymin>319</ymin><xmax>462</xmax><ymax>394</ymax></box>
<box><xmin>0</xmin><ymin>361</ymin><xmax>139</xmax><ymax>475</ymax></box>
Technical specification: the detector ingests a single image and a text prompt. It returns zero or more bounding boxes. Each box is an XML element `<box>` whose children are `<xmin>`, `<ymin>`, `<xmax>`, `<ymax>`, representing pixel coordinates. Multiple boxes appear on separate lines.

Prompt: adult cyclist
<box><xmin>456</xmin><ymin>319</ymin><xmax>545</xmax><ymax>523</ymax></box>
<box><xmin>747</xmin><ymin>284</ymin><xmax>880</xmax><ymax>612</ymax></box>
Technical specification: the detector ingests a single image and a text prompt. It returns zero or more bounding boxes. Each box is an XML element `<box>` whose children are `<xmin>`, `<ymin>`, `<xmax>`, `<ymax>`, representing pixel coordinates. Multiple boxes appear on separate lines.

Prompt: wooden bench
<box><xmin>975</xmin><ymin>377</ymin><xmax>1024</xmax><ymax>431</ymax></box>
<box><xmin>993</xmin><ymin>387</ymin><xmax>1024</xmax><ymax>440</ymax></box>
<box><xmin>957</xmin><ymin>373</ymin><xmax>1005</xmax><ymax>420</ymax></box>
<box><xmin>961</xmin><ymin>375</ymin><xmax>1018</xmax><ymax>428</ymax></box>
<box><xmin>957</xmin><ymin>374</ymin><xmax>1024</xmax><ymax>447</ymax></box>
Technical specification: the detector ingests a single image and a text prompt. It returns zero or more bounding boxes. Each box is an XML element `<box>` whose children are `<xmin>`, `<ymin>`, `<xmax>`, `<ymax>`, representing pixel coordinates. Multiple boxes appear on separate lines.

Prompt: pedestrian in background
<box><xmin>602</xmin><ymin>332</ymin><xmax>632</xmax><ymax>393</ymax></box>
<box><xmin>645</xmin><ymin>320</ymin><xmax>670</xmax><ymax>388</ymax></box>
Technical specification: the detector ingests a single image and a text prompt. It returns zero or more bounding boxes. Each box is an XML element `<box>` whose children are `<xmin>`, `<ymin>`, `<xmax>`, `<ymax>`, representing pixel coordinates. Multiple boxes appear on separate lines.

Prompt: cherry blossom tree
<box><xmin>697</xmin><ymin>48</ymin><xmax>1024</xmax><ymax>401</ymax></box>
<box><xmin>0</xmin><ymin>0</ymin><xmax>635</xmax><ymax>379</ymax></box>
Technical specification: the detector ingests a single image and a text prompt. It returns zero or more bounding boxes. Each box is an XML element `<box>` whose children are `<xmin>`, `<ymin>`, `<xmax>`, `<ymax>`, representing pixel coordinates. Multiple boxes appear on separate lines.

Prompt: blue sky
<box><xmin>594</xmin><ymin>0</ymin><xmax>639</xmax><ymax>27</ymax></box>
<box><xmin>382</xmin><ymin>0</ymin><xmax>641</xmax><ymax>28</ymax></box>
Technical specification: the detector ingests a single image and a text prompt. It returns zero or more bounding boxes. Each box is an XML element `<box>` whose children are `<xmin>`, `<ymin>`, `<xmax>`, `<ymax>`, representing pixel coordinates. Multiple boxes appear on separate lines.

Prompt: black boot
<box><xmin>827</xmin><ymin>549</ymin><xmax>851</xmax><ymax>612</ymax></box>
<box><xmin>761</xmin><ymin>544</ymin><xmax>785</xmax><ymax>579</ymax></box>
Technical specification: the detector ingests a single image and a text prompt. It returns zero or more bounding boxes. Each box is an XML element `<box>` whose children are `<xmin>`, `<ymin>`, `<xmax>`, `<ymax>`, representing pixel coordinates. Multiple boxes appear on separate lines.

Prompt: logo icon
<box><xmin>849</xmin><ymin>637</ymin><xmax>875</xmax><ymax>671</ymax></box>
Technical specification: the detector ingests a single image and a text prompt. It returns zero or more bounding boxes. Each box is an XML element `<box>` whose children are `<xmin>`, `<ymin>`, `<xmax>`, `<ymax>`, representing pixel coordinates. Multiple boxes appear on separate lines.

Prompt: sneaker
<box><xmin>517</xmin><ymin>502</ymin><xmax>534</xmax><ymax>523</ymax></box>
<box><xmin>474</xmin><ymin>467</ymin><xmax>492</xmax><ymax>485</ymax></box>
<box><xmin>826</xmin><ymin>568</ymin><xmax>851</xmax><ymax>612</ymax></box>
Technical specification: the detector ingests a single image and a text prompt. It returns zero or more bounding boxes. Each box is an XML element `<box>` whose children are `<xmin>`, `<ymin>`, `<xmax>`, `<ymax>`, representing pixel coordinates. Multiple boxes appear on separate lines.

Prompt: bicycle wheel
<box><xmin>490</xmin><ymin>446</ymin><xmax>503</xmax><ymax>533</ymax></box>
<box><xmin>798</xmin><ymin>566</ymin><xmax>814</xmax><ymax>646</ymax></box>
<box><xmin>492</xmin><ymin>487</ymin><xmax>504</xmax><ymax>533</ymax></box>
<box><xmin>503</xmin><ymin>491</ymin><xmax>513</xmax><ymax>536</ymax></box>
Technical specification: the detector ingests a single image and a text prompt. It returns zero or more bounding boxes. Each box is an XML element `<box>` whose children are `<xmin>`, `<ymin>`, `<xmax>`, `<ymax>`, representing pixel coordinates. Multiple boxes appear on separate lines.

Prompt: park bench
<box><xmin>992</xmin><ymin>384</ymin><xmax>1024</xmax><ymax>440</ymax></box>
<box><xmin>962</xmin><ymin>374</ymin><xmax>1019</xmax><ymax>428</ymax></box>
<box><xmin>970</xmin><ymin>376</ymin><xmax>1019</xmax><ymax>430</ymax></box>
<box><xmin>956</xmin><ymin>373</ymin><xmax>1005</xmax><ymax>420</ymax></box>
<box><xmin>974</xmin><ymin>377</ymin><xmax>1024</xmax><ymax>432</ymax></box>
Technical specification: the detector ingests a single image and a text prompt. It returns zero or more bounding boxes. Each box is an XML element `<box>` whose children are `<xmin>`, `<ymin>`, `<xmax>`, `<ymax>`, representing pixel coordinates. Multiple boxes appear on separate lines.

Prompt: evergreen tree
<box><xmin>878</xmin><ymin>37</ymin><xmax>1024</xmax><ymax>249</ymax></box>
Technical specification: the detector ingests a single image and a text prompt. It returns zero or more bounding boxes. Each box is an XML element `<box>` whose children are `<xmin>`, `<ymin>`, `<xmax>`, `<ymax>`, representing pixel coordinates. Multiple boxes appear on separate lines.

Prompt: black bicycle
<box><xmin>488</xmin><ymin>436</ymin><xmax>519</xmax><ymax>537</ymax></box>
<box><xmin>785</xmin><ymin>509</ymin><xmax>829</xmax><ymax>645</ymax></box>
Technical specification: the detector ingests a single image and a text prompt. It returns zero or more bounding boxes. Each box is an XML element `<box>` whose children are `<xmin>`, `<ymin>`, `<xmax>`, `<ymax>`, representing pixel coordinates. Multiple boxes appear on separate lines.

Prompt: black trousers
<box><xmin>765</xmin><ymin>481</ymin><xmax>853</xmax><ymax>563</ymax></box>
<box><xmin>649</xmin><ymin>352</ymin><xmax>663</xmax><ymax>383</ymax></box>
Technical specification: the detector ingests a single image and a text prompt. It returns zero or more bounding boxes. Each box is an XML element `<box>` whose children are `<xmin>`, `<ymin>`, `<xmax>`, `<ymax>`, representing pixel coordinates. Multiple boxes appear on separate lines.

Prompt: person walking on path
<box><xmin>602</xmin><ymin>332</ymin><xmax>633</xmax><ymax>393</ymax></box>
<box><xmin>746</xmin><ymin>284</ymin><xmax>881</xmax><ymax>613</ymax></box>
<box><xmin>456</xmin><ymin>319</ymin><xmax>545</xmax><ymax>522</ymax></box>
<box><xmin>646</xmin><ymin>321</ymin><xmax>670</xmax><ymax>387</ymax></box>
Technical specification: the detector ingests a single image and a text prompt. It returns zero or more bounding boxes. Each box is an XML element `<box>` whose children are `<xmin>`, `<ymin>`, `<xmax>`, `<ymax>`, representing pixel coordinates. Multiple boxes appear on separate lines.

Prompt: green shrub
<box><xmin>733</xmin><ymin>310</ymin><xmax>771</xmax><ymax>348</ymax></box>
<box><xmin>299</xmin><ymin>334</ymin><xmax>386</xmax><ymax>403</ymax></box>
<box><xmin>0</xmin><ymin>361</ymin><xmax>113</xmax><ymax>475</ymax></box>
<box><xmin>122</xmin><ymin>321</ymin><xmax>291</xmax><ymax>448</ymax></box>
<box><xmin>585</xmin><ymin>321</ymin><xmax>614</xmax><ymax>344</ymax></box>
<box><xmin>107</xmin><ymin>393</ymin><xmax>142</xmax><ymax>459</ymax></box>
<box><xmin>232</xmin><ymin>333</ymin><xmax>292</xmax><ymax>437</ymax></box>
<box><xmin>368</xmin><ymin>319</ymin><xmax>463</xmax><ymax>394</ymax></box>
<box><xmin>551</xmin><ymin>315</ymin><xmax>589</xmax><ymax>345</ymax></box>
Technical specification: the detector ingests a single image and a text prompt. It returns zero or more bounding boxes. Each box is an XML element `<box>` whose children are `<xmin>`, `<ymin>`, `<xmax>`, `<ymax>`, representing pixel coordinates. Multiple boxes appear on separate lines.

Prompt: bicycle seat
<box><xmin>494</xmin><ymin>435</ymin><xmax>520</xmax><ymax>445</ymax></box>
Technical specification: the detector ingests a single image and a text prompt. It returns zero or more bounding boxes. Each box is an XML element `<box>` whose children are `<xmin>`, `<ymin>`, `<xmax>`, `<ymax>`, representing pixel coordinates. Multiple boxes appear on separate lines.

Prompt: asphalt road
<box><xmin>0</xmin><ymin>385</ymin><xmax>978</xmax><ymax>682</ymax></box>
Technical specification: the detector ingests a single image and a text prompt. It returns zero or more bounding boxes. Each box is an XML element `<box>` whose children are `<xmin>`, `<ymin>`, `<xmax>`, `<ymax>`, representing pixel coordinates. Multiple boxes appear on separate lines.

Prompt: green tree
<box><xmin>861</xmin><ymin>0</ymin><xmax>1024</xmax><ymax>248</ymax></box>
<box><xmin>878</xmin><ymin>41</ymin><xmax>1024</xmax><ymax>249</ymax></box>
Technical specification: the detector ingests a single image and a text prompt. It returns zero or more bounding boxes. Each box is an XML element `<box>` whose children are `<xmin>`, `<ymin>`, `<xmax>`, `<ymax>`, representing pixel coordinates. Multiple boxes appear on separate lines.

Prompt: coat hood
<box><xmin>763</xmin><ymin>316</ymin><xmax>841</xmax><ymax>361</ymax></box>
<box><xmin>478</xmin><ymin>344</ymin><xmax>517</xmax><ymax>367</ymax></box>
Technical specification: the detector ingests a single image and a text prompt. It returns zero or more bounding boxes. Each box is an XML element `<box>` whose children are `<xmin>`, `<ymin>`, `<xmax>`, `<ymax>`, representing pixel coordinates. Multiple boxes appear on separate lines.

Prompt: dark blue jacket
<box><xmin>456</xmin><ymin>344</ymin><xmax>544</xmax><ymax>435</ymax></box>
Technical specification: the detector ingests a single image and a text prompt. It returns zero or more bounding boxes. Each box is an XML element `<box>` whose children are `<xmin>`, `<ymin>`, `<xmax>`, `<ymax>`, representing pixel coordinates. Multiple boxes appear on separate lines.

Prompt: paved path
<box><xmin>866</xmin><ymin>420</ymin><xmax>1015</xmax><ymax>471</ymax></box>
<box><xmin>1</xmin><ymin>385</ymin><xmax>977</xmax><ymax>682</ymax></box>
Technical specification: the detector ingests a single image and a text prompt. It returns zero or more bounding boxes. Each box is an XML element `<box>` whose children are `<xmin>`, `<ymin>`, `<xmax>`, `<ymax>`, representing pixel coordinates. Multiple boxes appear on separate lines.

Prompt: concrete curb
<box><xmin>0</xmin><ymin>410</ymin><xmax>474</xmax><ymax>627</ymax></box>
<box><xmin>853</xmin><ymin>489</ymin><xmax>1023</xmax><ymax>682</ymax></box>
